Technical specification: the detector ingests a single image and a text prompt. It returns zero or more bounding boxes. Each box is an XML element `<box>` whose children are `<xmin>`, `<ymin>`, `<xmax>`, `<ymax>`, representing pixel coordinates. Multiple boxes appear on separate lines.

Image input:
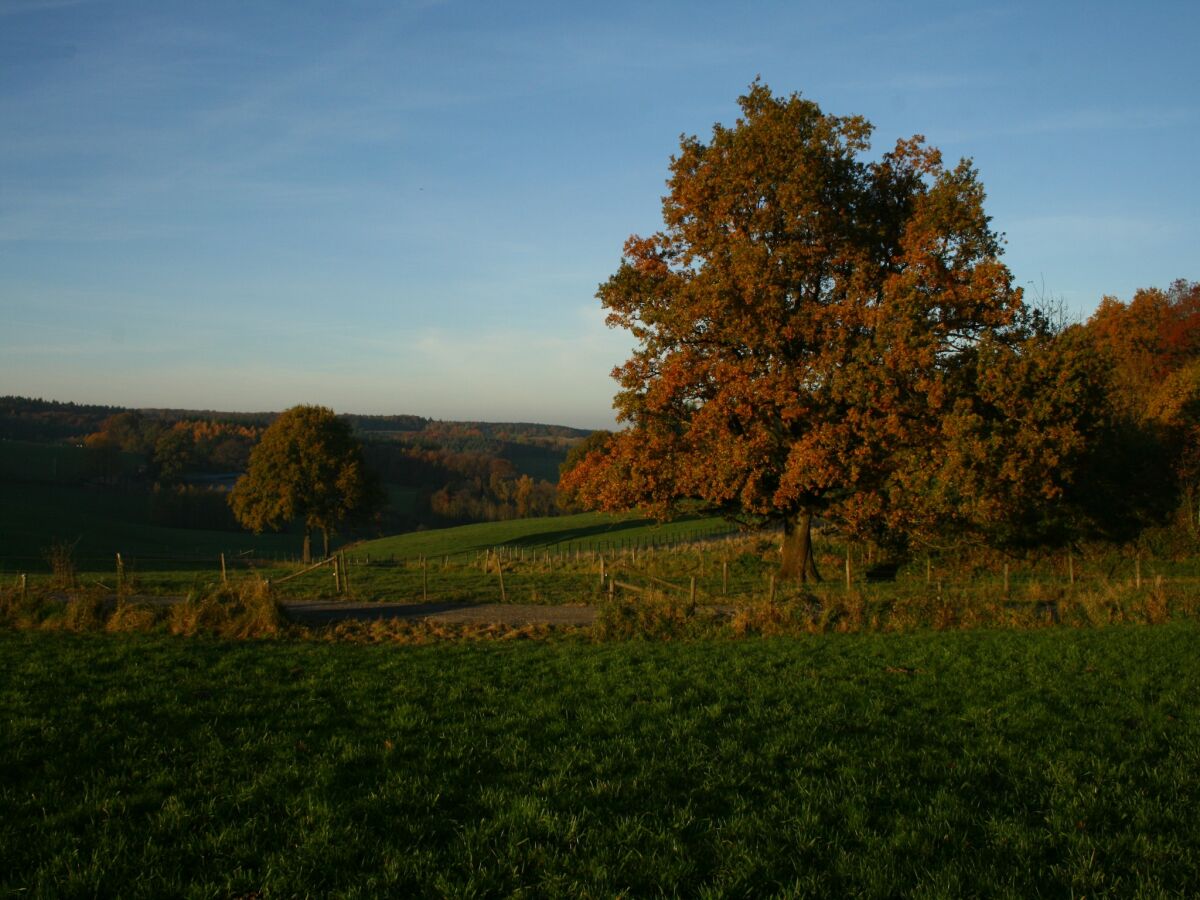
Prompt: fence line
<box><xmin>6</xmin><ymin>534</ymin><xmax>1200</xmax><ymax>611</ymax></box>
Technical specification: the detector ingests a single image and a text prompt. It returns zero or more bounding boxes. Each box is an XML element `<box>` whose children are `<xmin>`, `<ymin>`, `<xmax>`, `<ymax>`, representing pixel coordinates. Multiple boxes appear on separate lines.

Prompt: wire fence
<box><xmin>5</xmin><ymin>529</ymin><xmax>1199</xmax><ymax>612</ymax></box>
<box><xmin>0</xmin><ymin>520</ymin><xmax>741</xmax><ymax>575</ymax></box>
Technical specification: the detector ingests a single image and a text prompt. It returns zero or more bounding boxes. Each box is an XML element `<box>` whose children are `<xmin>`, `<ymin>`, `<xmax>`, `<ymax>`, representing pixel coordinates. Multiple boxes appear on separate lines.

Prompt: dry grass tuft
<box><xmin>730</xmin><ymin>594</ymin><xmax>819</xmax><ymax>636</ymax></box>
<box><xmin>106</xmin><ymin>599</ymin><xmax>163</xmax><ymax>633</ymax></box>
<box><xmin>63</xmin><ymin>593</ymin><xmax>108</xmax><ymax>632</ymax></box>
<box><xmin>169</xmin><ymin>580</ymin><xmax>286</xmax><ymax>638</ymax></box>
<box><xmin>42</xmin><ymin>539</ymin><xmax>79</xmax><ymax>590</ymax></box>
<box><xmin>591</xmin><ymin>591</ymin><xmax>700</xmax><ymax>640</ymax></box>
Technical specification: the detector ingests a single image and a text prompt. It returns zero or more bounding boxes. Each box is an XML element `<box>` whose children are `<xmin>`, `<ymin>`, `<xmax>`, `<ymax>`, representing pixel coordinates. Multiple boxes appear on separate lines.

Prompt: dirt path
<box><xmin>280</xmin><ymin>600</ymin><xmax>599</xmax><ymax>627</ymax></box>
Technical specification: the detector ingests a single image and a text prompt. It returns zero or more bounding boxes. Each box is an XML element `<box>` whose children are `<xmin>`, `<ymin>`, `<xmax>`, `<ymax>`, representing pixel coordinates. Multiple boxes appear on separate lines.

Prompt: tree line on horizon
<box><xmin>0</xmin><ymin>398</ymin><xmax>580</xmax><ymax>538</ymax></box>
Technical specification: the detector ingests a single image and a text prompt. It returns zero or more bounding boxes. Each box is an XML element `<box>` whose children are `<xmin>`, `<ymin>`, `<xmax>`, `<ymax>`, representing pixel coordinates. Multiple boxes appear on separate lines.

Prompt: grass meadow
<box><xmin>3</xmin><ymin>625</ymin><xmax>1198</xmax><ymax>897</ymax></box>
<box><xmin>0</xmin><ymin>481</ymin><xmax>298</xmax><ymax>568</ymax></box>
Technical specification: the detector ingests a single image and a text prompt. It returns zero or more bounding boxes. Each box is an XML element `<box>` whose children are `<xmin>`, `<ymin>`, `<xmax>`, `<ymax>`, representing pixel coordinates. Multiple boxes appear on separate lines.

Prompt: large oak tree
<box><xmin>563</xmin><ymin>83</ymin><xmax>1086</xmax><ymax>579</ymax></box>
<box><xmin>230</xmin><ymin>405</ymin><xmax>381</xmax><ymax>562</ymax></box>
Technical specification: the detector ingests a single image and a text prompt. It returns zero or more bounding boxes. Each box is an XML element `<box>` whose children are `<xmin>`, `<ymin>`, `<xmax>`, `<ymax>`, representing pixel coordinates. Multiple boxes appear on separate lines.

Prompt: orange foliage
<box><xmin>563</xmin><ymin>83</ymin><xmax>1097</xmax><ymax>559</ymax></box>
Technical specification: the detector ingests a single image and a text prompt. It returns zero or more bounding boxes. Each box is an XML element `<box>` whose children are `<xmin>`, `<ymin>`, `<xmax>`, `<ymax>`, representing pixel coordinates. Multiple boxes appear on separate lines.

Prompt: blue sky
<box><xmin>2</xmin><ymin>0</ymin><xmax>1196</xmax><ymax>428</ymax></box>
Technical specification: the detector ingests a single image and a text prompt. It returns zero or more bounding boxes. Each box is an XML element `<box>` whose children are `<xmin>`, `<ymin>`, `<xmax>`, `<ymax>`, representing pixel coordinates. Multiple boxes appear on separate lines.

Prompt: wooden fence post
<box><xmin>20</xmin><ymin>573</ymin><xmax>27</xmax><ymax>602</ymax></box>
<box><xmin>332</xmin><ymin>555</ymin><xmax>341</xmax><ymax>595</ymax></box>
<box><xmin>341</xmin><ymin>552</ymin><xmax>351</xmax><ymax>596</ymax></box>
<box><xmin>722</xmin><ymin>560</ymin><xmax>728</xmax><ymax>596</ymax></box>
<box><xmin>1135</xmin><ymin>557</ymin><xmax>1142</xmax><ymax>589</ymax></box>
<box><xmin>116</xmin><ymin>553</ymin><xmax>124</xmax><ymax>591</ymax></box>
<box><xmin>422</xmin><ymin>557</ymin><xmax>428</xmax><ymax>601</ymax></box>
<box><xmin>1003</xmin><ymin>563</ymin><xmax>1010</xmax><ymax>597</ymax></box>
<box><xmin>768</xmin><ymin>574</ymin><xmax>776</xmax><ymax>604</ymax></box>
<box><xmin>496</xmin><ymin>556</ymin><xmax>506</xmax><ymax>602</ymax></box>
<box><xmin>1068</xmin><ymin>552</ymin><xmax>1075</xmax><ymax>587</ymax></box>
<box><xmin>689</xmin><ymin>576</ymin><xmax>696</xmax><ymax>607</ymax></box>
<box><xmin>220</xmin><ymin>553</ymin><xmax>227</xmax><ymax>585</ymax></box>
<box><xmin>845</xmin><ymin>546</ymin><xmax>852</xmax><ymax>591</ymax></box>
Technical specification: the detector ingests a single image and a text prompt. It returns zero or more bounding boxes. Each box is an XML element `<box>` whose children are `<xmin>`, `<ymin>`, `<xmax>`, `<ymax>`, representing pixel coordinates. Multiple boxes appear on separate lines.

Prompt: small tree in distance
<box><xmin>562</xmin><ymin>83</ymin><xmax>1094</xmax><ymax>580</ymax></box>
<box><xmin>230</xmin><ymin>405</ymin><xmax>382</xmax><ymax>562</ymax></box>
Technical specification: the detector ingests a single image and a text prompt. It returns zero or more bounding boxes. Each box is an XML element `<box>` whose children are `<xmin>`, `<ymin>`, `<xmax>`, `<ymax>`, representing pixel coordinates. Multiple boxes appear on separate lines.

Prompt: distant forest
<box><xmin>0</xmin><ymin>396</ymin><xmax>592</xmax><ymax>534</ymax></box>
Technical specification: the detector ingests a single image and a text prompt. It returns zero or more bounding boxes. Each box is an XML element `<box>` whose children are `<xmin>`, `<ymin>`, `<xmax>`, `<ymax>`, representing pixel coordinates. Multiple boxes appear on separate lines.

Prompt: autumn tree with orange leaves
<box><xmin>562</xmin><ymin>83</ymin><xmax>1094</xmax><ymax>580</ymax></box>
<box><xmin>1077</xmin><ymin>280</ymin><xmax>1200</xmax><ymax>536</ymax></box>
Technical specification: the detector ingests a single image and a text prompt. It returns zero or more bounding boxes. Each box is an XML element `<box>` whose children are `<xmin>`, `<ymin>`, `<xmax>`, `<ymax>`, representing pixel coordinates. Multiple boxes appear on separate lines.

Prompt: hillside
<box><xmin>1</xmin><ymin>397</ymin><xmax>599</xmax><ymax>544</ymax></box>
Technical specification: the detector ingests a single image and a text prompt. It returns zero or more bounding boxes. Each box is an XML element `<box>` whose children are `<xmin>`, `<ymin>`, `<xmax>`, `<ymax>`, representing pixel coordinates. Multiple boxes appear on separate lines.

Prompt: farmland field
<box><xmin>2</xmin><ymin>497</ymin><xmax>739</xmax><ymax>602</ymax></box>
<box><xmin>0</xmin><ymin>481</ymin><xmax>297</xmax><ymax>569</ymax></box>
<box><xmin>3</xmin><ymin>625</ymin><xmax>1198</xmax><ymax>896</ymax></box>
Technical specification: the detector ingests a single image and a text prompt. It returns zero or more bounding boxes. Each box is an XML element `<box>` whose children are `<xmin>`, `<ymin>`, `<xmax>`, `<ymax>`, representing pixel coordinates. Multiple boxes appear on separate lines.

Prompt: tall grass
<box><xmin>0</xmin><ymin>579</ymin><xmax>286</xmax><ymax>639</ymax></box>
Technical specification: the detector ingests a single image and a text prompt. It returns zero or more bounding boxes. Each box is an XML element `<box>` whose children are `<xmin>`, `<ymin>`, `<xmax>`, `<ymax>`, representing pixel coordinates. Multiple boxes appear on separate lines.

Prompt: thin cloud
<box><xmin>0</xmin><ymin>0</ymin><xmax>92</xmax><ymax>15</ymax></box>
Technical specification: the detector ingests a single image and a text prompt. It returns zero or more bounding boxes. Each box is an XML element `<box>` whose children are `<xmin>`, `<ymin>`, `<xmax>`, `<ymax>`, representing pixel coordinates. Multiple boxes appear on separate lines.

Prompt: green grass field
<box><xmin>3</xmin><ymin>625</ymin><xmax>1197</xmax><ymax>896</ymax></box>
<box><xmin>2</xmin><ymin>493</ymin><xmax>742</xmax><ymax>601</ymax></box>
<box><xmin>0</xmin><ymin>439</ymin><xmax>139</xmax><ymax>484</ymax></box>
<box><xmin>1</xmin><ymin>469</ymin><xmax>733</xmax><ymax>573</ymax></box>
<box><xmin>357</xmin><ymin>510</ymin><xmax>733</xmax><ymax>560</ymax></box>
<box><xmin>6</xmin><ymin>464</ymin><xmax>1199</xmax><ymax>618</ymax></box>
<box><xmin>0</xmin><ymin>481</ymin><xmax>297</xmax><ymax>570</ymax></box>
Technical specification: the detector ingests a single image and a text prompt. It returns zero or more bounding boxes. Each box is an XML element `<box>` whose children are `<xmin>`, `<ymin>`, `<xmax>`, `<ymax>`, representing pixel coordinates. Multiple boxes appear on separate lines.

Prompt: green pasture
<box><xmin>87</xmin><ymin>513</ymin><xmax>738</xmax><ymax>601</ymax></box>
<box><xmin>4</xmin><ymin>450</ymin><xmax>1198</xmax><ymax>609</ymax></box>
<box><xmin>12</xmin><ymin>489</ymin><xmax>1200</xmax><ymax>611</ymax></box>
<box><xmin>1</xmin><ymin>484</ymin><xmax>740</xmax><ymax>600</ymax></box>
<box><xmin>0</xmin><ymin>439</ymin><xmax>139</xmax><ymax>484</ymax></box>
<box><xmin>0</xmin><ymin>481</ymin><xmax>296</xmax><ymax>571</ymax></box>
<box><xmin>3</xmin><ymin>625</ymin><xmax>1198</xmax><ymax>897</ymax></box>
<box><xmin>356</xmin><ymin>510</ymin><xmax>734</xmax><ymax>561</ymax></box>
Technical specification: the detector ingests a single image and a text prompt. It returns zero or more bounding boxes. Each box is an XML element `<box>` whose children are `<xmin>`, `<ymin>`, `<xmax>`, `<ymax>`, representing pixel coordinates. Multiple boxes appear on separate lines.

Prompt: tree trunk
<box><xmin>302</xmin><ymin>530</ymin><xmax>312</xmax><ymax>565</ymax></box>
<box><xmin>780</xmin><ymin>510</ymin><xmax>821</xmax><ymax>583</ymax></box>
<box><xmin>322</xmin><ymin>528</ymin><xmax>330</xmax><ymax>560</ymax></box>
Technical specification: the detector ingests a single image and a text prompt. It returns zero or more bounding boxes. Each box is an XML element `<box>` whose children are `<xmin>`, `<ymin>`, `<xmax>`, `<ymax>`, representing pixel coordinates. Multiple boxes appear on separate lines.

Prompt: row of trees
<box><xmin>0</xmin><ymin>396</ymin><xmax>119</xmax><ymax>442</ymax></box>
<box><xmin>83</xmin><ymin>412</ymin><xmax>259</xmax><ymax>484</ymax></box>
<box><xmin>560</xmin><ymin>83</ymin><xmax>1196</xmax><ymax>578</ymax></box>
<box><xmin>73</xmin><ymin>407</ymin><xmax>570</xmax><ymax>545</ymax></box>
<box><xmin>430</xmin><ymin>474</ymin><xmax>558</xmax><ymax>522</ymax></box>
<box><xmin>1080</xmin><ymin>280</ymin><xmax>1200</xmax><ymax>536</ymax></box>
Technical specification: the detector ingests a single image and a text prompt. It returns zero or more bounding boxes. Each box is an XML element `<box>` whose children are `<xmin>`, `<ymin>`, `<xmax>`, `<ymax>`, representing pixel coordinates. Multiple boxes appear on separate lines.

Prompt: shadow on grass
<box><xmin>501</xmin><ymin>516</ymin><xmax>713</xmax><ymax>550</ymax></box>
